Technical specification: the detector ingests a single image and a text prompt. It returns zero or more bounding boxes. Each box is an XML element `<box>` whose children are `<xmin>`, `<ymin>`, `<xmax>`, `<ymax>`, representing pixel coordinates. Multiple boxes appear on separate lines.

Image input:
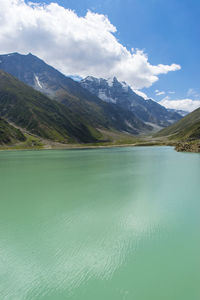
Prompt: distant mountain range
<box><xmin>167</xmin><ymin>109</ymin><xmax>188</xmax><ymax>117</ymax></box>
<box><xmin>80</xmin><ymin>76</ymin><xmax>182</xmax><ymax>127</ymax></box>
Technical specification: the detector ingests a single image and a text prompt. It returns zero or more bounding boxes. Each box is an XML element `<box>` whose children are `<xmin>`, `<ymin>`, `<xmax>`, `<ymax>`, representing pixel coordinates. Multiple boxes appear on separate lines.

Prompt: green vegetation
<box><xmin>154</xmin><ymin>107</ymin><xmax>200</xmax><ymax>152</ymax></box>
<box><xmin>54</xmin><ymin>88</ymin><xmax>150</xmax><ymax>135</ymax></box>
<box><xmin>155</xmin><ymin>107</ymin><xmax>200</xmax><ymax>140</ymax></box>
<box><xmin>0</xmin><ymin>70</ymin><xmax>101</xmax><ymax>144</ymax></box>
<box><xmin>0</xmin><ymin>117</ymin><xmax>25</xmax><ymax>145</ymax></box>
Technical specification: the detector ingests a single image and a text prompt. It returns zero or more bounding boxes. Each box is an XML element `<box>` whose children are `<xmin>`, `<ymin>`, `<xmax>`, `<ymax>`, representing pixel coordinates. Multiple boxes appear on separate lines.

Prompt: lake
<box><xmin>0</xmin><ymin>146</ymin><xmax>199</xmax><ymax>300</ymax></box>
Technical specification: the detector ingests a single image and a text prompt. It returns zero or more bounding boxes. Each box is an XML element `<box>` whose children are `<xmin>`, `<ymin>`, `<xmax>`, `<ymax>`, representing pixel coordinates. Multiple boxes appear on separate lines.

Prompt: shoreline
<box><xmin>175</xmin><ymin>141</ymin><xmax>200</xmax><ymax>153</ymax></box>
<box><xmin>1</xmin><ymin>140</ymin><xmax>199</xmax><ymax>153</ymax></box>
<box><xmin>0</xmin><ymin>141</ymin><xmax>172</xmax><ymax>152</ymax></box>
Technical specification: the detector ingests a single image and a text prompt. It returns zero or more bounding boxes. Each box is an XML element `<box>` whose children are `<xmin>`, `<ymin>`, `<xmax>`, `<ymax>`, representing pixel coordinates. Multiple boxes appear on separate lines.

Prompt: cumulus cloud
<box><xmin>0</xmin><ymin>0</ymin><xmax>181</xmax><ymax>89</ymax></box>
<box><xmin>160</xmin><ymin>96</ymin><xmax>200</xmax><ymax>112</ymax></box>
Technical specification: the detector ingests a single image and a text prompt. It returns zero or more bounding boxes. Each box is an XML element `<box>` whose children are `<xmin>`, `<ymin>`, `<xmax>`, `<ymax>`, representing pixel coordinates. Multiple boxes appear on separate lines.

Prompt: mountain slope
<box><xmin>0</xmin><ymin>52</ymin><xmax>87</xmax><ymax>99</ymax></box>
<box><xmin>0</xmin><ymin>70</ymin><xmax>101</xmax><ymax>143</ymax></box>
<box><xmin>80</xmin><ymin>76</ymin><xmax>182</xmax><ymax>127</ymax></box>
<box><xmin>0</xmin><ymin>52</ymin><xmax>152</xmax><ymax>134</ymax></box>
<box><xmin>155</xmin><ymin>107</ymin><xmax>200</xmax><ymax>140</ymax></box>
<box><xmin>0</xmin><ymin>117</ymin><xmax>25</xmax><ymax>145</ymax></box>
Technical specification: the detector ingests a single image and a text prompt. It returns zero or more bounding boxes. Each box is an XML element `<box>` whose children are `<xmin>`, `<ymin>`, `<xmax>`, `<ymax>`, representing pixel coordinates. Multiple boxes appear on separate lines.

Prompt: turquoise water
<box><xmin>0</xmin><ymin>146</ymin><xmax>199</xmax><ymax>300</ymax></box>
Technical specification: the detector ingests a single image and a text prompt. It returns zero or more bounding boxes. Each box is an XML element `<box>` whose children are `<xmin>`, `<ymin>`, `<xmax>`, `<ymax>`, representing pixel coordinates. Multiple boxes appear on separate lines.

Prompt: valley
<box><xmin>0</xmin><ymin>53</ymin><xmax>199</xmax><ymax>153</ymax></box>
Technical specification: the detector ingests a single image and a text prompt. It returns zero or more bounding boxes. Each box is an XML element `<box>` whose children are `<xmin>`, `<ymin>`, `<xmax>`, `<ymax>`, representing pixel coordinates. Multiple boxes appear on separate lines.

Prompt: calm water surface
<box><xmin>0</xmin><ymin>146</ymin><xmax>199</xmax><ymax>300</ymax></box>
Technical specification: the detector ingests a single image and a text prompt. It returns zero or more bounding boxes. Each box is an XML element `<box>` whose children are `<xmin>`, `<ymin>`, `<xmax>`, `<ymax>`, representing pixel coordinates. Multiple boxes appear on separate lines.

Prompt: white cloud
<box><xmin>187</xmin><ymin>88</ymin><xmax>200</xmax><ymax>98</ymax></box>
<box><xmin>168</xmin><ymin>91</ymin><xmax>175</xmax><ymax>94</ymax></box>
<box><xmin>0</xmin><ymin>0</ymin><xmax>181</xmax><ymax>89</ymax></box>
<box><xmin>155</xmin><ymin>90</ymin><xmax>165</xmax><ymax>96</ymax></box>
<box><xmin>160</xmin><ymin>97</ymin><xmax>200</xmax><ymax>112</ymax></box>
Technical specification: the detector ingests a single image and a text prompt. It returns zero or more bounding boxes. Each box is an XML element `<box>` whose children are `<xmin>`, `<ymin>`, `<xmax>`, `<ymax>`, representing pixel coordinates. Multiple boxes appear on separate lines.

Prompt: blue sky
<box><xmin>27</xmin><ymin>0</ymin><xmax>200</xmax><ymax>99</ymax></box>
<box><xmin>1</xmin><ymin>0</ymin><xmax>200</xmax><ymax>111</ymax></box>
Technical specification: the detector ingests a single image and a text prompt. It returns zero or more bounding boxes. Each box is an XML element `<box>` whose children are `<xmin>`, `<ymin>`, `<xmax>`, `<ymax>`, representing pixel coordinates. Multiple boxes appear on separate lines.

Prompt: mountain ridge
<box><xmin>0</xmin><ymin>69</ymin><xmax>102</xmax><ymax>143</ymax></box>
<box><xmin>80</xmin><ymin>75</ymin><xmax>182</xmax><ymax>127</ymax></box>
<box><xmin>0</xmin><ymin>52</ymin><xmax>152</xmax><ymax>135</ymax></box>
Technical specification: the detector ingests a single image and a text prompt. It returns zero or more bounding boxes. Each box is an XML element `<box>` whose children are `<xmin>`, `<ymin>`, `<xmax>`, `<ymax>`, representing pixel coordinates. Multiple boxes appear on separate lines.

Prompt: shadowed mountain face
<box><xmin>0</xmin><ymin>52</ymin><xmax>85</xmax><ymax>99</ymax></box>
<box><xmin>0</xmin><ymin>52</ymin><xmax>152</xmax><ymax>135</ymax></box>
<box><xmin>80</xmin><ymin>76</ymin><xmax>182</xmax><ymax>128</ymax></box>
<box><xmin>0</xmin><ymin>70</ymin><xmax>104</xmax><ymax>143</ymax></box>
<box><xmin>155</xmin><ymin>107</ymin><xmax>200</xmax><ymax>140</ymax></box>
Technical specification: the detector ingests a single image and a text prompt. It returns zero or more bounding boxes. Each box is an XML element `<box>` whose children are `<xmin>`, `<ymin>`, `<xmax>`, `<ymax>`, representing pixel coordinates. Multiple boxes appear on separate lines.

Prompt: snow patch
<box><xmin>85</xmin><ymin>76</ymin><xmax>94</xmax><ymax>82</ymax></box>
<box><xmin>34</xmin><ymin>75</ymin><xmax>42</xmax><ymax>88</ymax></box>
<box><xmin>121</xmin><ymin>81</ymin><xmax>129</xmax><ymax>92</ymax></box>
<box><xmin>98</xmin><ymin>89</ymin><xmax>116</xmax><ymax>104</ymax></box>
<box><xmin>107</xmin><ymin>77</ymin><xmax>114</xmax><ymax>87</ymax></box>
<box><xmin>125</xmin><ymin>120</ymin><xmax>135</xmax><ymax>129</ymax></box>
<box><xmin>144</xmin><ymin>122</ymin><xmax>163</xmax><ymax>131</ymax></box>
<box><xmin>133</xmin><ymin>89</ymin><xmax>149</xmax><ymax>100</ymax></box>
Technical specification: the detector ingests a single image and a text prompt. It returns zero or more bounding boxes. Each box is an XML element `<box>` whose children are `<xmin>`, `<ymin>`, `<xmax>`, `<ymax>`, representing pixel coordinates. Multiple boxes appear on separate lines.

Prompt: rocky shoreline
<box><xmin>175</xmin><ymin>142</ymin><xmax>200</xmax><ymax>153</ymax></box>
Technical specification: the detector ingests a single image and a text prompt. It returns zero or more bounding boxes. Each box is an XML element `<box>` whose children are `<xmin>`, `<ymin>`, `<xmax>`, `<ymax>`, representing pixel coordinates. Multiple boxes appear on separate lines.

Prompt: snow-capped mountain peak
<box><xmin>80</xmin><ymin>75</ymin><xmax>182</xmax><ymax>127</ymax></box>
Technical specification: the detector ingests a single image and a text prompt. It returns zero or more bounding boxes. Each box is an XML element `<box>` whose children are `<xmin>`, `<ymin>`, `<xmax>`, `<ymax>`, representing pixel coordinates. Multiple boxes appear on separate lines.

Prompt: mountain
<box><xmin>0</xmin><ymin>117</ymin><xmax>25</xmax><ymax>145</ymax></box>
<box><xmin>0</xmin><ymin>70</ymin><xmax>103</xmax><ymax>143</ymax></box>
<box><xmin>0</xmin><ymin>52</ymin><xmax>153</xmax><ymax>135</ymax></box>
<box><xmin>0</xmin><ymin>52</ymin><xmax>88</xmax><ymax>99</ymax></box>
<box><xmin>167</xmin><ymin>108</ymin><xmax>188</xmax><ymax>117</ymax></box>
<box><xmin>155</xmin><ymin>107</ymin><xmax>200</xmax><ymax>140</ymax></box>
<box><xmin>80</xmin><ymin>76</ymin><xmax>182</xmax><ymax>127</ymax></box>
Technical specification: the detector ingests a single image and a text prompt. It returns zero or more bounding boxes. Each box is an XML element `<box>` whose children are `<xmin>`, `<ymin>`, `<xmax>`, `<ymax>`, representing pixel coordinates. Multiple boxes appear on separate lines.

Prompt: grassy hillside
<box><xmin>55</xmin><ymin>89</ymin><xmax>150</xmax><ymax>135</ymax></box>
<box><xmin>0</xmin><ymin>70</ymin><xmax>101</xmax><ymax>143</ymax></box>
<box><xmin>155</xmin><ymin>107</ymin><xmax>200</xmax><ymax>140</ymax></box>
<box><xmin>0</xmin><ymin>118</ymin><xmax>25</xmax><ymax>145</ymax></box>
